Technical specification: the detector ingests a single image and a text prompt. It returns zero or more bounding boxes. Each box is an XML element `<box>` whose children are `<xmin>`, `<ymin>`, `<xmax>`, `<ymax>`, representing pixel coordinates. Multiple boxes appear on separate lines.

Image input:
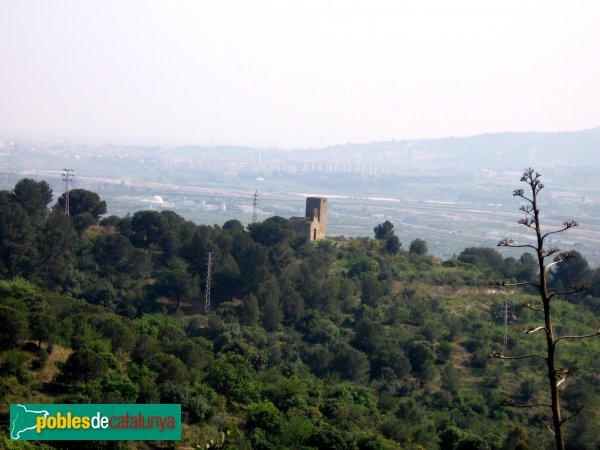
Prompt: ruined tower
<box><xmin>290</xmin><ymin>197</ymin><xmax>328</xmax><ymax>241</ymax></box>
<box><xmin>305</xmin><ymin>197</ymin><xmax>327</xmax><ymax>240</ymax></box>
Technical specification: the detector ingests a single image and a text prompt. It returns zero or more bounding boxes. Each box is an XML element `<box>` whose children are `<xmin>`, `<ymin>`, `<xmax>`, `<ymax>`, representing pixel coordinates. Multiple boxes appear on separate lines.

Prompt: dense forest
<box><xmin>2</xmin><ymin>178</ymin><xmax>600</xmax><ymax>449</ymax></box>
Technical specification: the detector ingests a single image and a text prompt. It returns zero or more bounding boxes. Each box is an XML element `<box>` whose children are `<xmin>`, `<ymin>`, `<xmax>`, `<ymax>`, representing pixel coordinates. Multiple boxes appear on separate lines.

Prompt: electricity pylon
<box><xmin>252</xmin><ymin>190</ymin><xmax>259</xmax><ymax>224</ymax></box>
<box><xmin>204</xmin><ymin>252</ymin><xmax>213</xmax><ymax>313</ymax></box>
<box><xmin>62</xmin><ymin>168</ymin><xmax>74</xmax><ymax>215</ymax></box>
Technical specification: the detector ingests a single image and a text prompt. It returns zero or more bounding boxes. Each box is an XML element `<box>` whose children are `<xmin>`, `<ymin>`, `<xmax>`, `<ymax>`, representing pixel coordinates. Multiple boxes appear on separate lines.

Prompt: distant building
<box><xmin>290</xmin><ymin>197</ymin><xmax>328</xmax><ymax>241</ymax></box>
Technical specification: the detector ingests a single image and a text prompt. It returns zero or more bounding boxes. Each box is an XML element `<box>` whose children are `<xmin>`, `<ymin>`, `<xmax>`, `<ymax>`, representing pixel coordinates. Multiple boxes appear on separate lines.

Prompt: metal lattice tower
<box><xmin>252</xmin><ymin>189</ymin><xmax>259</xmax><ymax>224</ymax></box>
<box><xmin>61</xmin><ymin>168</ymin><xmax>74</xmax><ymax>215</ymax></box>
<box><xmin>503</xmin><ymin>301</ymin><xmax>508</xmax><ymax>351</ymax></box>
<box><xmin>494</xmin><ymin>300</ymin><xmax>514</xmax><ymax>352</ymax></box>
<box><xmin>204</xmin><ymin>252</ymin><xmax>213</xmax><ymax>313</ymax></box>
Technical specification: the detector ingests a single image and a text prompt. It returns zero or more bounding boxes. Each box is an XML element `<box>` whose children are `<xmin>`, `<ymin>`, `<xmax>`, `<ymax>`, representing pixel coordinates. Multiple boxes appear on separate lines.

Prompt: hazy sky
<box><xmin>1</xmin><ymin>1</ymin><xmax>599</xmax><ymax>148</ymax></box>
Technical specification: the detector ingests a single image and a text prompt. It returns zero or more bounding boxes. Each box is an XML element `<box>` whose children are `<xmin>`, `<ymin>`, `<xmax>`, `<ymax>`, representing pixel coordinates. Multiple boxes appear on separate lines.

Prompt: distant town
<box><xmin>2</xmin><ymin>128</ymin><xmax>600</xmax><ymax>264</ymax></box>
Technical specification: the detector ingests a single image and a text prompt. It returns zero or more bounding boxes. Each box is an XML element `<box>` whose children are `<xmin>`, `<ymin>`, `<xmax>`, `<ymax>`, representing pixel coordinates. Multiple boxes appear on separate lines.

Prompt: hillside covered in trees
<box><xmin>2</xmin><ymin>178</ymin><xmax>600</xmax><ymax>449</ymax></box>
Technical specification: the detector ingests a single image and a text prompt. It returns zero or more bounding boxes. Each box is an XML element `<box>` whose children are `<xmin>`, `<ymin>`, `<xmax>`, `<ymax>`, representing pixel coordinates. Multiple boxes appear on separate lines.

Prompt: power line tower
<box><xmin>252</xmin><ymin>189</ymin><xmax>259</xmax><ymax>224</ymax></box>
<box><xmin>62</xmin><ymin>168</ymin><xmax>74</xmax><ymax>215</ymax></box>
<box><xmin>494</xmin><ymin>300</ymin><xmax>513</xmax><ymax>352</ymax></box>
<box><xmin>501</xmin><ymin>300</ymin><xmax>517</xmax><ymax>352</ymax></box>
<box><xmin>503</xmin><ymin>300</ymin><xmax>509</xmax><ymax>352</ymax></box>
<box><xmin>204</xmin><ymin>252</ymin><xmax>213</xmax><ymax>313</ymax></box>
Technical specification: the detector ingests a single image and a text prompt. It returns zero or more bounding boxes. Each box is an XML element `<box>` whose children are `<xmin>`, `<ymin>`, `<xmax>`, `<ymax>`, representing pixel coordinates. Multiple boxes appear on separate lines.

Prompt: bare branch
<box><xmin>492</xmin><ymin>280</ymin><xmax>541</xmax><ymax>291</ymax></box>
<box><xmin>522</xmin><ymin>300</ymin><xmax>544</xmax><ymax>312</ymax></box>
<box><xmin>542</xmin><ymin>221</ymin><xmax>578</xmax><ymax>240</ymax></box>
<box><xmin>497</xmin><ymin>238</ymin><xmax>537</xmax><ymax>251</ymax></box>
<box><xmin>555</xmin><ymin>328</ymin><xmax>600</xmax><ymax>345</ymax></box>
<box><xmin>542</xmin><ymin>246</ymin><xmax>561</xmax><ymax>258</ymax></box>
<box><xmin>546</xmin><ymin>252</ymin><xmax>577</xmax><ymax>270</ymax></box>
<box><xmin>559</xmin><ymin>251</ymin><xmax>576</xmax><ymax>259</ymax></box>
<box><xmin>514</xmin><ymin>326</ymin><xmax>547</xmax><ymax>335</ymax></box>
<box><xmin>519</xmin><ymin>204</ymin><xmax>534</xmax><ymax>216</ymax></box>
<box><xmin>564</xmin><ymin>220</ymin><xmax>577</xmax><ymax>228</ymax></box>
<box><xmin>548</xmin><ymin>283</ymin><xmax>589</xmax><ymax>300</ymax></box>
<box><xmin>518</xmin><ymin>217</ymin><xmax>535</xmax><ymax>228</ymax></box>
<box><xmin>561</xmin><ymin>406</ymin><xmax>585</xmax><ymax>425</ymax></box>
<box><xmin>556</xmin><ymin>367</ymin><xmax>578</xmax><ymax>388</ymax></box>
<box><xmin>535</xmin><ymin>182</ymin><xmax>544</xmax><ymax>194</ymax></box>
<box><xmin>521</xmin><ymin>167</ymin><xmax>535</xmax><ymax>181</ymax></box>
<box><xmin>489</xmin><ymin>350</ymin><xmax>547</xmax><ymax>361</ymax></box>
<box><xmin>498</xmin><ymin>238</ymin><xmax>515</xmax><ymax>246</ymax></box>
<box><xmin>502</xmin><ymin>399</ymin><xmax>552</xmax><ymax>408</ymax></box>
<box><xmin>513</xmin><ymin>189</ymin><xmax>533</xmax><ymax>204</ymax></box>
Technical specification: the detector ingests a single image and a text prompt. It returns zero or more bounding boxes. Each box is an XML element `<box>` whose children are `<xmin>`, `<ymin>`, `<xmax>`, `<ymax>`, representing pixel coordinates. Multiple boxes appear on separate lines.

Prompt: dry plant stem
<box><xmin>495</xmin><ymin>169</ymin><xmax>574</xmax><ymax>450</ymax></box>
<box><xmin>481</xmin><ymin>169</ymin><xmax>597</xmax><ymax>449</ymax></box>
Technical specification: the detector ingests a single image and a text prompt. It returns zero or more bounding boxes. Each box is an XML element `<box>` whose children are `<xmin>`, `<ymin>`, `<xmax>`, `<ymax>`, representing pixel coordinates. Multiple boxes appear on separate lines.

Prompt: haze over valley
<box><xmin>2</xmin><ymin>127</ymin><xmax>600</xmax><ymax>264</ymax></box>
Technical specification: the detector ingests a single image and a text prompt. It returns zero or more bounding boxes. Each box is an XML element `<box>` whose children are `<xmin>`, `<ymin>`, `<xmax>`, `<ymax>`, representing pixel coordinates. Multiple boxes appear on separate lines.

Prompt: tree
<box><xmin>152</xmin><ymin>259</ymin><xmax>199</xmax><ymax>310</ymax></box>
<box><xmin>57</xmin><ymin>188</ymin><xmax>107</xmax><ymax>218</ymax></box>
<box><xmin>61</xmin><ymin>349</ymin><xmax>108</xmax><ymax>384</ymax></box>
<box><xmin>129</xmin><ymin>210</ymin><xmax>167</xmax><ymax>247</ymax></box>
<box><xmin>374</xmin><ymin>221</ymin><xmax>394</xmax><ymax>240</ymax></box>
<box><xmin>279</xmin><ymin>277</ymin><xmax>304</xmax><ymax>323</ymax></box>
<box><xmin>246</xmin><ymin>400</ymin><xmax>284</xmax><ymax>434</ymax></box>
<box><xmin>458</xmin><ymin>247</ymin><xmax>505</xmax><ymax>274</ymax></box>
<box><xmin>0</xmin><ymin>191</ymin><xmax>37</xmax><ymax>277</ymax></box>
<box><xmin>409</xmin><ymin>238</ymin><xmax>428</xmax><ymax>255</ymax></box>
<box><xmin>231</xmin><ymin>238</ymin><xmax>269</xmax><ymax>295</ymax></box>
<box><xmin>370</xmin><ymin>345</ymin><xmax>411</xmax><ymax>379</ymax></box>
<box><xmin>440</xmin><ymin>426</ymin><xmax>489</xmax><ymax>450</ymax></box>
<box><xmin>492</xmin><ymin>168</ymin><xmax>600</xmax><ymax>450</ymax></box>
<box><xmin>406</xmin><ymin>340</ymin><xmax>436</xmax><ymax>379</ymax></box>
<box><xmin>516</xmin><ymin>252</ymin><xmax>538</xmax><ymax>282</ymax></box>
<box><xmin>549</xmin><ymin>250</ymin><xmax>591</xmax><ymax>296</ymax></box>
<box><xmin>361</xmin><ymin>276</ymin><xmax>384</xmax><ymax>306</ymax></box>
<box><xmin>331</xmin><ymin>345</ymin><xmax>370</xmax><ymax>382</ymax></box>
<box><xmin>384</xmin><ymin>235</ymin><xmax>401</xmax><ymax>254</ymax></box>
<box><xmin>262</xmin><ymin>295</ymin><xmax>282</xmax><ymax>332</ymax></box>
<box><xmin>206</xmin><ymin>354</ymin><xmax>261</xmax><ymax>404</ymax></box>
<box><xmin>256</xmin><ymin>276</ymin><xmax>282</xmax><ymax>331</ymax></box>
<box><xmin>353</xmin><ymin>318</ymin><xmax>385</xmax><ymax>353</ymax></box>
<box><xmin>11</xmin><ymin>178</ymin><xmax>53</xmax><ymax>222</ymax></box>
<box><xmin>242</xmin><ymin>293</ymin><xmax>260</xmax><ymax>326</ymax></box>
<box><xmin>29</xmin><ymin>312</ymin><xmax>57</xmax><ymax>348</ymax></box>
<box><xmin>222</xmin><ymin>219</ymin><xmax>245</xmax><ymax>234</ymax></box>
<box><xmin>248</xmin><ymin>216</ymin><xmax>293</xmax><ymax>247</ymax></box>
<box><xmin>0</xmin><ymin>306</ymin><xmax>28</xmax><ymax>350</ymax></box>
<box><xmin>146</xmin><ymin>353</ymin><xmax>189</xmax><ymax>384</ymax></box>
<box><xmin>92</xmin><ymin>234</ymin><xmax>135</xmax><ymax>278</ymax></box>
<box><xmin>212</xmin><ymin>253</ymin><xmax>241</xmax><ymax>302</ymax></box>
<box><xmin>35</xmin><ymin>210</ymin><xmax>77</xmax><ymax>291</ymax></box>
<box><xmin>56</xmin><ymin>189</ymin><xmax>107</xmax><ymax>233</ymax></box>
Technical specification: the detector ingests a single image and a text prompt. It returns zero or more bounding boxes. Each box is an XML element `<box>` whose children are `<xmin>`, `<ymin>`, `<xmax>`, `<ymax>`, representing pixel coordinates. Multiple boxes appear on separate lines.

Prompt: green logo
<box><xmin>10</xmin><ymin>404</ymin><xmax>181</xmax><ymax>440</ymax></box>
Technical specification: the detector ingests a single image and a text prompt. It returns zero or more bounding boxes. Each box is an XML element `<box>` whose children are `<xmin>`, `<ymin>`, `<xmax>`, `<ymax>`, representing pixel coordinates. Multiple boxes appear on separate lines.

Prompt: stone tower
<box><xmin>305</xmin><ymin>197</ymin><xmax>327</xmax><ymax>240</ymax></box>
<box><xmin>290</xmin><ymin>197</ymin><xmax>328</xmax><ymax>241</ymax></box>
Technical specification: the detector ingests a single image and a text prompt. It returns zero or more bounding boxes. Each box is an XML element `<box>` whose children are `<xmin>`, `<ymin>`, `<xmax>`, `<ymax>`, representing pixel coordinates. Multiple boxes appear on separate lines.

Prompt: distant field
<box><xmin>2</xmin><ymin>128</ymin><xmax>600</xmax><ymax>264</ymax></box>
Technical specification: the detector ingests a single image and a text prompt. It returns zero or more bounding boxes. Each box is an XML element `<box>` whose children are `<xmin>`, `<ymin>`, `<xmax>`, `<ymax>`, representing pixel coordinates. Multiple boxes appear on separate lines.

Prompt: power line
<box><xmin>204</xmin><ymin>252</ymin><xmax>213</xmax><ymax>313</ymax></box>
<box><xmin>61</xmin><ymin>168</ymin><xmax>74</xmax><ymax>215</ymax></box>
<box><xmin>252</xmin><ymin>190</ymin><xmax>258</xmax><ymax>224</ymax></box>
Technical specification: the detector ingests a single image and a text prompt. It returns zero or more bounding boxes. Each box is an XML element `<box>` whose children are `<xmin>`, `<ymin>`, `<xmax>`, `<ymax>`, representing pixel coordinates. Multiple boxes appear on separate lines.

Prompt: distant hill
<box><xmin>3</xmin><ymin>127</ymin><xmax>600</xmax><ymax>175</ymax></box>
<box><xmin>159</xmin><ymin>127</ymin><xmax>600</xmax><ymax>175</ymax></box>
